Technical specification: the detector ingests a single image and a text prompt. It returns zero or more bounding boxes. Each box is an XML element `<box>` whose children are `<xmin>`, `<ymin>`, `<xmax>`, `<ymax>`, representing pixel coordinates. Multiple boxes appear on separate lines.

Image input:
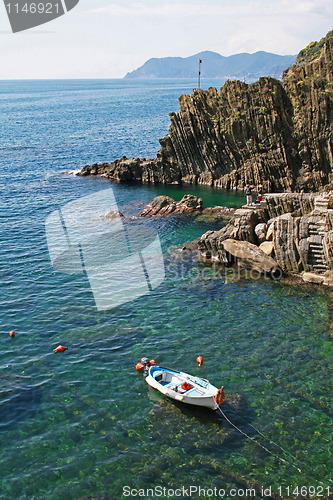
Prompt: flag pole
<box><xmin>198</xmin><ymin>59</ymin><xmax>202</xmax><ymax>89</ymax></box>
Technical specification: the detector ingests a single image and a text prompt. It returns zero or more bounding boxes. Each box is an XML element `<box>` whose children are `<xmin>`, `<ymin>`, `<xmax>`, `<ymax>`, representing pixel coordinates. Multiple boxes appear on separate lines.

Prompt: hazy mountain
<box><xmin>124</xmin><ymin>50</ymin><xmax>297</xmax><ymax>80</ymax></box>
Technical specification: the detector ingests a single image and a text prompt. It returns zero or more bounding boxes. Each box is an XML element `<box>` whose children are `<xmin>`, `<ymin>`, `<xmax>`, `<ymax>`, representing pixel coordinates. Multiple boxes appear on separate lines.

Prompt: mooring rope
<box><xmin>239</xmin><ymin>416</ymin><xmax>296</xmax><ymax>461</ymax></box>
<box><xmin>216</xmin><ymin>405</ymin><xmax>302</xmax><ymax>473</ymax></box>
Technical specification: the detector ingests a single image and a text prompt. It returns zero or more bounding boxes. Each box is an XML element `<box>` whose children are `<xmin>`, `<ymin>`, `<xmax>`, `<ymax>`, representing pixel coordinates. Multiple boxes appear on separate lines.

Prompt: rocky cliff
<box><xmin>79</xmin><ymin>30</ymin><xmax>333</xmax><ymax>193</ymax></box>
<box><xmin>198</xmin><ymin>192</ymin><xmax>333</xmax><ymax>285</ymax></box>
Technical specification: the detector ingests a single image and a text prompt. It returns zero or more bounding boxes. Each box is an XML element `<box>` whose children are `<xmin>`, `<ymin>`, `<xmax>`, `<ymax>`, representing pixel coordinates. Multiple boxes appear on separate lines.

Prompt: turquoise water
<box><xmin>0</xmin><ymin>80</ymin><xmax>332</xmax><ymax>500</ymax></box>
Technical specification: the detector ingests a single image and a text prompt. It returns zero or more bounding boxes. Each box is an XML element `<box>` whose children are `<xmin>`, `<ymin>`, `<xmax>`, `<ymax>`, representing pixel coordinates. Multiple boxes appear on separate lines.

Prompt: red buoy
<box><xmin>53</xmin><ymin>345</ymin><xmax>68</xmax><ymax>353</ymax></box>
<box><xmin>135</xmin><ymin>362</ymin><xmax>144</xmax><ymax>371</ymax></box>
<box><xmin>196</xmin><ymin>355</ymin><xmax>203</xmax><ymax>366</ymax></box>
<box><xmin>149</xmin><ymin>359</ymin><xmax>156</xmax><ymax>365</ymax></box>
<box><xmin>9</xmin><ymin>331</ymin><xmax>15</xmax><ymax>337</ymax></box>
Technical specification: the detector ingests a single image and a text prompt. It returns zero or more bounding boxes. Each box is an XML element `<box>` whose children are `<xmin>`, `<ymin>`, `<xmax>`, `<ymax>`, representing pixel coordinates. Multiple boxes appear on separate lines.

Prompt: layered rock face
<box><xmin>79</xmin><ymin>31</ymin><xmax>333</xmax><ymax>193</ymax></box>
<box><xmin>198</xmin><ymin>193</ymin><xmax>333</xmax><ymax>280</ymax></box>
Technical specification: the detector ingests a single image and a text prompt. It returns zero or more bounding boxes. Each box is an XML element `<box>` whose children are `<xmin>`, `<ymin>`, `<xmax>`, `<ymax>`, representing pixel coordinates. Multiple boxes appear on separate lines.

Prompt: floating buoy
<box><xmin>149</xmin><ymin>359</ymin><xmax>156</xmax><ymax>365</ymax></box>
<box><xmin>215</xmin><ymin>386</ymin><xmax>225</xmax><ymax>405</ymax></box>
<box><xmin>196</xmin><ymin>355</ymin><xmax>203</xmax><ymax>366</ymax></box>
<box><xmin>9</xmin><ymin>331</ymin><xmax>15</xmax><ymax>337</ymax></box>
<box><xmin>53</xmin><ymin>345</ymin><xmax>68</xmax><ymax>353</ymax></box>
<box><xmin>135</xmin><ymin>362</ymin><xmax>144</xmax><ymax>371</ymax></box>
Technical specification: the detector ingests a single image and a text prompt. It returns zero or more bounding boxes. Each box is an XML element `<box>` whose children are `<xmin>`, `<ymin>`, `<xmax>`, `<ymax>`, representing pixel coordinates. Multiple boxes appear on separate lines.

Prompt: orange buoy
<box><xmin>196</xmin><ymin>355</ymin><xmax>203</xmax><ymax>366</ymax></box>
<box><xmin>214</xmin><ymin>387</ymin><xmax>226</xmax><ymax>405</ymax></box>
<box><xmin>53</xmin><ymin>345</ymin><xmax>68</xmax><ymax>353</ymax></box>
<box><xmin>149</xmin><ymin>359</ymin><xmax>156</xmax><ymax>365</ymax></box>
<box><xmin>181</xmin><ymin>382</ymin><xmax>192</xmax><ymax>391</ymax></box>
<box><xmin>135</xmin><ymin>362</ymin><xmax>144</xmax><ymax>371</ymax></box>
<box><xmin>9</xmin><ymin>331</ymin><xmax>15</xmax><ymax>337</ymax></box>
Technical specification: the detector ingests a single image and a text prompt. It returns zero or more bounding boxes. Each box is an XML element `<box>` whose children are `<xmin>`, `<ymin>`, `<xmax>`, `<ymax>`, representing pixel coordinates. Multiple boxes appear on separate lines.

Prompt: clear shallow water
<box><xmin>0</xmin><ymin>79</ymin><xmax>332</xmax><ymax>500</ymax></box>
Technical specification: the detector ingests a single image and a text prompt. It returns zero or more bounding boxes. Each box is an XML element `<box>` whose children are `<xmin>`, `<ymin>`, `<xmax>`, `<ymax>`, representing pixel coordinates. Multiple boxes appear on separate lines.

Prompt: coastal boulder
<box><xmin>175</xmin><ymin>194</ymin><xmax>203</xmax><ymax>212</ymax></box>
<box><xmin>272</xmin><ymin>214</ymin><xmax>302</xmax><ymax>272</ymax></box>
<box><xmin>302</xmin><ymin>272</ymin><xmax>325</xmax><ymax>285</ymax></box>
<box><xmin>139</xmin><ymin>194</ymin><xmax>203</xmax><ymax>216</ymax></box>
<box><xmin>140</xmin><ymin>195</ymin><xmax>176</xmax><ymax>216</ymax></box>
<box><xmin>222</xmin><ymin>238</ymin><xmax>281</xmax><ymax>277</ymax></box>
<box><xmin>198</xmin><ymin>207</ymin><xmax>264</xmax><ymax>261</ymax></box>
<box><xmin>265</xmin><ymin>221</ymin><xmax>275</xmax><ymax>241</ymax></box>
<box><xmin>259</xmin><ymin>241</ymin><xmax>274</xmax><ymax>257</ymax></box>
<box><xmin>255</xmin><ymin>223</ymin><xmax>267</xmax><ymax>244</ymax></box>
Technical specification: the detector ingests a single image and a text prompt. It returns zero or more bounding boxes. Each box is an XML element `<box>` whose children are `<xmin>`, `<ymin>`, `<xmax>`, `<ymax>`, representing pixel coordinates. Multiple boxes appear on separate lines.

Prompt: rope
<box><xmin>216</xmin><ymin>405</ymin><xmax>302</xmax><ymax>473</ymax></box>
<box><xmin>240</xmin><ymin>417</ymin><xmax>296</xmax><ymax>461</ymax></box>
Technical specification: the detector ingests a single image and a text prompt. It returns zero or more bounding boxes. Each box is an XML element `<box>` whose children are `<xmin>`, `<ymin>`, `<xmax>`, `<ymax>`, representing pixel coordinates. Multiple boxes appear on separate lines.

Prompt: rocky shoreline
<box><xmin>197</xmin><ymin>192</ymin><xmax>333</xmax><ymax>285</ymax></box>
<box><xmin>76</xmin><ymin>31</ymin><xmax>333</xmax><ymax>287</ymax></box>
<box><xmin>78</xmin><ymin>30</ymin><xmax>333</xmax><ymax>193</ymax></box>
<box><xmin>136</xmin><ymin>191</ymin><xmax>333</xmax><ymax>286</ymax></box>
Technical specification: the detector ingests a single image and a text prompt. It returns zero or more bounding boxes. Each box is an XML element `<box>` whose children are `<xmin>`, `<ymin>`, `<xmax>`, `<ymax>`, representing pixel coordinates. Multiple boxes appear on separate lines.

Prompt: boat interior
<box><xmin>153</xmin><ymin>369</ymin><xmax>206</xmax><ymax>396</ymax></box>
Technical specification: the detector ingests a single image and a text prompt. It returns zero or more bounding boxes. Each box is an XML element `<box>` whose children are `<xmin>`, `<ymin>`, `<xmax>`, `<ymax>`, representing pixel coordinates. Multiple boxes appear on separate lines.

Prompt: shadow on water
<box><xmin>0</xmin><ymin>372</ymin><xmax>42</xmax><ymax>431</ymax></box>
<box><xmin>147</xmin><ymin>386</ymin><xmax>256</xmax><ymax>453</ymax></box>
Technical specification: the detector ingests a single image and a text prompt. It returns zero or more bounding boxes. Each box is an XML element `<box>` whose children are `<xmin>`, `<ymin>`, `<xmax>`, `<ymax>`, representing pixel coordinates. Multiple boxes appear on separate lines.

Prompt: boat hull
<box><xmin>146</xmin><ymin>366</ymin><xmax>220</xmax><ymax>410</ymax></box>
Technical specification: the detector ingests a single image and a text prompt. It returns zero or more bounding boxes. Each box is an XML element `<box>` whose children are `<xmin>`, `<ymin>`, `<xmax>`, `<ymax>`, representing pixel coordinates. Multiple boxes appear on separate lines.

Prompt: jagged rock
<box><xmin>175</xmin><ymin>194</ymin><xmax>203</xmax><ymax>212</ymax></box>
<box><xmin>222</xmin><ymin>239</ymin><xmax>281</xmax><ymax>276</ymax></box>
<box><xmin>224</xmin><ymin>208</ymin><xmax>262</xmax><ymax>244</ymax></box>
<box><xmin>198</xmin><ymin>207</ymin><xmax>263</xmax><ymax>260</ymax></box>
<box><xmin>323</xmin><ymin>231</ymin><xmax>333</xmax><ymax>268</ymax></box>
<box><xmin>264</xmin><ymin>193</ymin><xmax>315</xmax><ymax>218</ymax></box>
<box><xmin>139</xmin><ymin>195</ymin><xmax>176</xmax><ymax>216</ymax></box>
<box><xmin>105</xmin><ymin>210</ymin><xmax>124</xmax><ymax>220</ymax></box>
<box><xmin>139</xmin><ymin>194</ymin><xmax>203</xmax><ymax>216</ymax></box>
<box><xmin>78</xmin><ymin>31</ymin><xmax>333</xmax><ymax>193</ymax></box>
<box><xmin>255</xmin><ymin>223</ymin><xmax>267</xmax><ymax>243</ymax></box>
<box><xmin>302</xmin><ymin>272</ymin><xmax>325</xmax><ymax>284</ymax></box>
<box><xmin>266</xmin><ymin>222</ymin><xmax>274</xmax><ymax>241</ymax></box>
<box><xmin>323</xmin><ymin>270</ymin><xmax>333</xmax><ymax>286</ymax></box>
<box><xmin>259</xmin><ymin>241</ymin><xmax>274</xmax><ymax>257</ymax></box>
<box><xmin>199</xmin><ymin>193</ymin><xmax>333</xmax><ymax>277</ymax></box>
<box><xmin>272</xmin><ymin>214</ymin><xmax>303</xmax><ymax>272</ymax></box>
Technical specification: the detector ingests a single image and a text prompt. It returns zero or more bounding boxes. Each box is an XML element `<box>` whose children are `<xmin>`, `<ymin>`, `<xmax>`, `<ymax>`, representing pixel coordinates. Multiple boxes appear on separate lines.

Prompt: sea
<box><xmin>0</xmin><ymin>78</ymin><xmax>332</xmax><ymax>500</ymax></box>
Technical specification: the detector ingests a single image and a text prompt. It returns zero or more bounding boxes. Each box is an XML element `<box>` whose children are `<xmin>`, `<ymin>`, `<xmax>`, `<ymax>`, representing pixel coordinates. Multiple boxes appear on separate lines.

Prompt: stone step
<box><xmin>315</xmin><ymin>201</ymin><xmax>329</xmax><ymax>206</ymax></box>
<box><xmin>309</xmin><ymin>261</ymin><xmax>325</xmax><ymax>267</ymax></box>
<box><xmin>311</xmin><ymin>259</ymin><xmax>327</xmax><ymax>264</ymax></box>
<box><xmin>309</xmin><ymin>244</ymin><xmax>324</xmax><ymax>249</ymax></box>
<box><xmin>309</xmin><ymin>238</ymin><xmax>324</xmax><ymax>245</ymax></box>
<box><xmin>312</xmin><ymin>266</ymin><xmax>328</xmax><ymax>273</ymax></box>
<box><xmin>309</xmin><ymin>253</ymin><xmax>325</xmax><ymax>262</ymax></box>
<box><xmin>309</xmin><ymin>252</ymin><xmax>324</xmax><ymax>258</ymax></box>
<box><xmin>312</xmin><ymin>209</ymin><xmax>329</xmax><ymax>216</ymax></box>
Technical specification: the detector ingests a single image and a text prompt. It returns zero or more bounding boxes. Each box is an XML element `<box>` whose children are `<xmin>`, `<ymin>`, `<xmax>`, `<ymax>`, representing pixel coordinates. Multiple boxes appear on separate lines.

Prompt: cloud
<box><xmin>86</xmin><ymin>0</ymin><xmax>333</xmax><ymax>18</ymax></box>
<box><xmin>1</xmin><ymin>0</ymin><xmax>332</xmax><ymax>78</ymax></box>
<box><xmin>84</xmin><ymin>0</ymin><xmax>333</xmax><ymax>59</ymax></box>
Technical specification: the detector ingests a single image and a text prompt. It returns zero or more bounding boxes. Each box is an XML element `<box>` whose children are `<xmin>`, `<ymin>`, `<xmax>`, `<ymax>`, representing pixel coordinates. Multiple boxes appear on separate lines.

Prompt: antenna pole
<box><xmin>198</xmin><ymin>59</ymin><xmax>202</xmax><ymax>89</ymax></box>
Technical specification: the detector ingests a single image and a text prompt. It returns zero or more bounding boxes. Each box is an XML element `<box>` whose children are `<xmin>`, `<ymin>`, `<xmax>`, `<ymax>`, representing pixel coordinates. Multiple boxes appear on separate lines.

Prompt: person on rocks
<box><xmin>245</xmin><ymin>185</ymin><xmax>253</xmax><ymax>205</ymax></box>
<box><xmin>255</xmin><ymin>184</ymin><xmax>263</xmax><ymax>204</ymax></box>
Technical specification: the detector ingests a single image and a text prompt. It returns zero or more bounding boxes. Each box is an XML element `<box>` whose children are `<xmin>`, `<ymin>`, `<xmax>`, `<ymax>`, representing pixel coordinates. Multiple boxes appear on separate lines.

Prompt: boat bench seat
<box><xmin>185</xmin><ymin>388</ymin><xmax>202</xmax><ymax>397</ymax></box>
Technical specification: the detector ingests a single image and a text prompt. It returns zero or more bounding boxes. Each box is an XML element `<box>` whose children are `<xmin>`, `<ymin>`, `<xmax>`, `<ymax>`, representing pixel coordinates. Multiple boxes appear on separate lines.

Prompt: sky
<box><xmin>0</xmin><ymin>0</ymin><xmax>332</xmax><ymax>79</ymax></box>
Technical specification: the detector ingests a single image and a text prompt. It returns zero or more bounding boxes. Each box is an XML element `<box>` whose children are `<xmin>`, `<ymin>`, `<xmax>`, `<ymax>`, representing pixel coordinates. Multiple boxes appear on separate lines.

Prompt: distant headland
<box><xmin>124</xmin><ymin>50</ymin><xmax>297</xmax><ymax>80</ymax></box>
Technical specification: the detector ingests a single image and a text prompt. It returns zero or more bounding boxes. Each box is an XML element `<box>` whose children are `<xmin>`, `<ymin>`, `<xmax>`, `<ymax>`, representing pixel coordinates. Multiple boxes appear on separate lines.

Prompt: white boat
<box><xmin>145</xmin><ymin>365</ymin><xmax>225</xmax><ymax>410</ymax></box>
